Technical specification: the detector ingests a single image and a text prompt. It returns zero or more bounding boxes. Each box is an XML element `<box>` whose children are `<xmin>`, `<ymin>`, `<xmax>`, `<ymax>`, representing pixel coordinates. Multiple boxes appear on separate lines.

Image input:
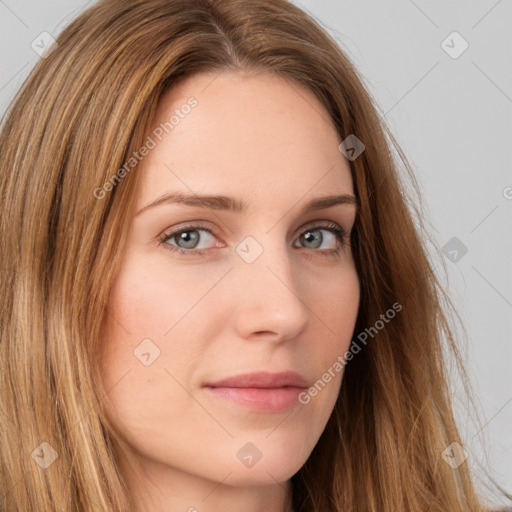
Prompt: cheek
<box><xmin>96</xmin><ymin>268</ymin><xmax>205</xmax><ymax>451</ymax></box>
<box><xmin>291</xmin><ymin>266</ymin><xmax>359</xmax><ymax>411</ymax></box>
<box><xmin>97</xmin><ymin>251</ymin><xmax>228</xmax><ymax>416</ymax></box>
<box><xmin>101</xmin><ymin>248</ymin><xmax>231</xmax><ymax>352</ymax></box>
<box><xmin>307</xmin><ymin>265</ymin><xmax>360</xmax><ymax>360</ymax></box>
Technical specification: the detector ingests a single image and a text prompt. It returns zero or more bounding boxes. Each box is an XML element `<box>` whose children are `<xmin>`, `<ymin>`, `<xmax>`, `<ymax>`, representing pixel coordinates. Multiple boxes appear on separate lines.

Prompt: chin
<box><xmin>217</xmin><ymin>435</ymin><xmax>312</xmax><ymax>486</ymax></box>
<box><xmin>224</xmin><ymin>459</ymin><xmax>305</xmax><ymax>487</ymax></box>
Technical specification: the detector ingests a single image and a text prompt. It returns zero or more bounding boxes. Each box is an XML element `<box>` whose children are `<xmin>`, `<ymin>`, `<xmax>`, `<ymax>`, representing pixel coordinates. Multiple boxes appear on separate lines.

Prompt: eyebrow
<box><xmin>135</xmin><ymin>191</ymin><xmax>359</xmax><ymax>217</ymax></box>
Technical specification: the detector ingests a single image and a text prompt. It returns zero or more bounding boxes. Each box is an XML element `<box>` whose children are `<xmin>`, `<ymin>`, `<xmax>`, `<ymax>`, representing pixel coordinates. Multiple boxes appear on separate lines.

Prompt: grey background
<box><xmin>1</xmin><ymin>0</ymin><xmax>510</xmax><ymax>507</ymax></box>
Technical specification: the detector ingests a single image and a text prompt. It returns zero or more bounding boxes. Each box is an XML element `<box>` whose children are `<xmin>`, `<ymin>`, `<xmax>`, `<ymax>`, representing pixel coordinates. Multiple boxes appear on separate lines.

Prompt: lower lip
<box><xmin>203</xmin><ymin>386</ymin><xmax>306</xmax><ymax>412</ymax></box>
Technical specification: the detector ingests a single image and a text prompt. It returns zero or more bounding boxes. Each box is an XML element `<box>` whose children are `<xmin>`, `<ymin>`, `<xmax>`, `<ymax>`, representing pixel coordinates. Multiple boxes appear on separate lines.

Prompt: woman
<box><xmin>0</xmin><ymin>0</ymin><xmax>505</xmax><ymax>511</ymax></box>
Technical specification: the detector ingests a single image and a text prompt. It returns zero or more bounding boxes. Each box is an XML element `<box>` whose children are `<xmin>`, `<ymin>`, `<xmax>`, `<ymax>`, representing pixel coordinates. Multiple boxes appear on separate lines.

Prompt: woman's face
<box><xmin>99</xmin><ymin>70</ymin><xmax>360</xmax><ymax>493</ymax></box>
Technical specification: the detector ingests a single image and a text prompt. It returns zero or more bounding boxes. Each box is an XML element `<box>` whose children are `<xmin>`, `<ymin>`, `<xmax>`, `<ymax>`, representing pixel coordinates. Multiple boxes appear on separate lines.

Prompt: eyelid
<box><xmin>158</xmin><ymin>221</ymin><xmax>219</xmax><ymax>242</ymax></box>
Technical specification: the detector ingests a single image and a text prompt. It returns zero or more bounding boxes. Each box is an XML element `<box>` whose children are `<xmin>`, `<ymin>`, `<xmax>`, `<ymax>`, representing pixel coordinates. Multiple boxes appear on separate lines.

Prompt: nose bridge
<box><xmin>232</xmin><ymin>232</ymin><xmax>310</xmax><ymax>339</ymax></box>
<box><xmin>236</xmin><ymin>230</ymin><xmax>295</xmax><ymax>290</ymax></box>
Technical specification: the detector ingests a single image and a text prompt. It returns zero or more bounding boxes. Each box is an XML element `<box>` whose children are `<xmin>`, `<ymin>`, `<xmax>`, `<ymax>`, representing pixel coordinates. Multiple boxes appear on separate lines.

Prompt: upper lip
<box><xmin>204</xmin><ymin>371</ymin><xmax>309</xmax><ymax>389</ymax></box>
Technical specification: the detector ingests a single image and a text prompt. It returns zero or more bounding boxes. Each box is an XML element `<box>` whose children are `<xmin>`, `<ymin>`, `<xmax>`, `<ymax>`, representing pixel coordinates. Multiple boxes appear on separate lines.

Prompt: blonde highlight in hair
<box><xmin>0</xmin><ymin>0</ymin><xmax>501</xmax><ymax>510</ymax></box>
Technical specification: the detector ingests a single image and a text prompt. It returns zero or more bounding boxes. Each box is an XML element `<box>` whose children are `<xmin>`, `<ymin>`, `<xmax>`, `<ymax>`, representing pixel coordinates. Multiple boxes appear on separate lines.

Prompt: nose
<box><xmin>232</xmin><ymin>239</ymin><xmax>310</xmax><ymax>343</ymax></box>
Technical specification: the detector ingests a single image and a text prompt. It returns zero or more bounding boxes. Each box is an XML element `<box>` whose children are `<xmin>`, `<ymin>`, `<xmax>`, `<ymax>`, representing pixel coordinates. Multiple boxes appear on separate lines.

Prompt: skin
<box><xmin>98</xmin><ymin>69</ymin><xmax>360</xmax><ymax>512</ymax></box>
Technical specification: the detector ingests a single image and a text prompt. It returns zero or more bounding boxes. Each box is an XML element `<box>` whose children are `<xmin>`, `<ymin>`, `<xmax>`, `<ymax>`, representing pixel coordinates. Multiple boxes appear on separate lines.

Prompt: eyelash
<box><xmin>158</xmin><ymin>221</ymin><xmax>350</xmax><ymax>258</ymax></box>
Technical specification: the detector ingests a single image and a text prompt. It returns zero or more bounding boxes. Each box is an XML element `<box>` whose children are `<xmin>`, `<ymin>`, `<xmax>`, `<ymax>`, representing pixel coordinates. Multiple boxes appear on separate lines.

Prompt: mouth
<box><xmin>202</xmin><ymin>371</ymin><xmax>309</xmax><ymax>413</ymax></box>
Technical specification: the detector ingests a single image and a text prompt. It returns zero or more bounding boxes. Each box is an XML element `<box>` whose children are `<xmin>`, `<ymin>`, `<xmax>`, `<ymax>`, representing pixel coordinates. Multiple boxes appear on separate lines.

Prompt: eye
<box><xmin>293</xmin><ymin>223</ymin><xmax>347</xmax><ymax>251</ymax></box>
<box><xmin>158</xmin><ymin>221</ymin><xmax>349</xmax><ymax>257</ymax></box>
<box><xmin>158</xmin><ymin>222</ymin><xmax>219</xmax><ymax>256</ymax></box>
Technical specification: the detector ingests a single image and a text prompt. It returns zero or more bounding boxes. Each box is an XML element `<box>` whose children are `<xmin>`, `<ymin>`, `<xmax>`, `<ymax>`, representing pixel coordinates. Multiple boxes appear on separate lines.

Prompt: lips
<box><xmin>204</xmin><ymin>370</ymin><xmax>309</xmax><ymax>389</ymax></box>
<box><xmin>203</xmin><ymin>371</ymin><xmax>309</xmax><ymax>412</ymax></box>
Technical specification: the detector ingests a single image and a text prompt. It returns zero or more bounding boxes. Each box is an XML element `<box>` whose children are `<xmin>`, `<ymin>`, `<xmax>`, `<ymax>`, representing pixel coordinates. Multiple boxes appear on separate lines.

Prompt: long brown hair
<box><xmin>0</xmin><ymin>0</ymin><xmax>501</xmax><ymax>510</ymax></box>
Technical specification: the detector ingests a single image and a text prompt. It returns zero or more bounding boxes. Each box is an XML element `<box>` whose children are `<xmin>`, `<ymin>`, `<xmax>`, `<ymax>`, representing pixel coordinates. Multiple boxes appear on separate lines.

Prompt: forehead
<box><xmin>136</xmin><ymin>70</ymin><xmax>354</xmax><ymax>209</ymax></box>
